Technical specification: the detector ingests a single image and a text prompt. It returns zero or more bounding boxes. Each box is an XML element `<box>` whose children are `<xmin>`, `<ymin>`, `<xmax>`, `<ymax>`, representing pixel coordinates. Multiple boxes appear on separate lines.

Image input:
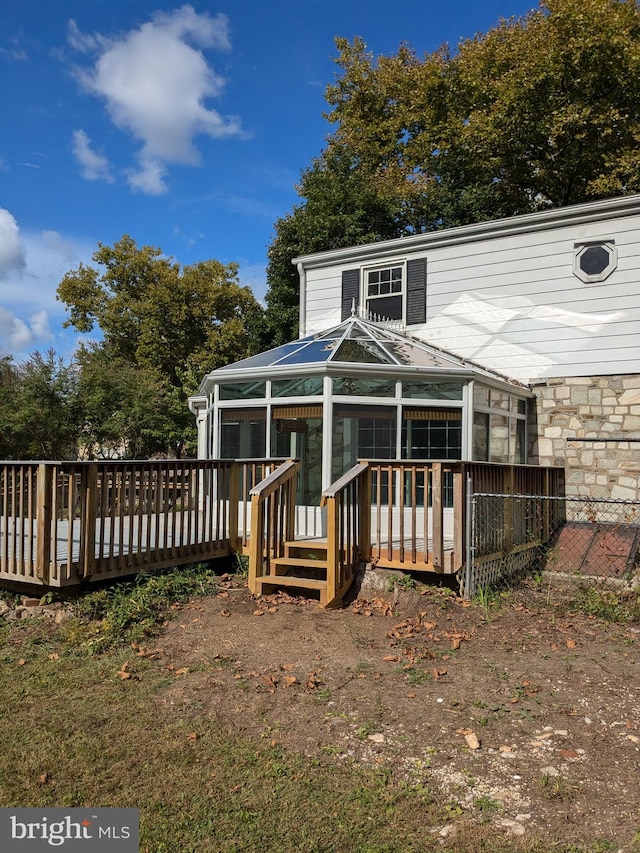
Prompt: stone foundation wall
<box><xmin>528</xmin><ymin>374</ymin><xmax>640</xmax><ymax>501</ymax></box>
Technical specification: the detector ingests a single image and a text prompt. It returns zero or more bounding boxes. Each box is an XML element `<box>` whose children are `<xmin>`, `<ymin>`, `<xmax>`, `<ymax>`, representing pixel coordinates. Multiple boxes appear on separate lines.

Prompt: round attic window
<box><xmin>573</xmin><ymin>242</ymin><xmax>617</xmax><ymax>283</ymax></box>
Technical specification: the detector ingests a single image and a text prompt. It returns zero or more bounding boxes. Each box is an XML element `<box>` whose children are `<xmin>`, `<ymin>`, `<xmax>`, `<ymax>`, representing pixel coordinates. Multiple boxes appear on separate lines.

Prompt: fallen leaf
<box><xmin>174</xmin><ymin>667</ymin><xmax>189</xmax><ymax>676</ymax></box>
<box><xmin>284</xmin><ymin>675</ymin><xmax>297</xmax><ymax>686</ymax></box>
<box><xmin>566</xmin><ymin>638</ymin><xmax>577</xmax><ymax>649</ymax></box>
<box><xmin>48</xmin><ymin>653</ymin><xmax>59</xmax><ymax>661</ymax></box>
<box><xmin>220</xmin><ymin>610</ymin><xmax>231</xmax><ymax>618</ymax></box>
<box><xmin>186</xmin><ymin>732</ymin><xmax>199</xmax><ymax>741</ymax></box>
<box><xmin>558</xmin><ymin>749</ymin><xmax>580</xmax><ymax>760</ymax></box>
<box><xmin>18</xmin><ymin>658</ymin><xmax>26</xmax><ymax>666</ymax></box>
<box><xmin>39</xmin><ymin>772</ymin><xmax>49</xmax><ymax>785</ymax></box>
<box><xmin>383</xmin><ymin>655</ymin><xmax>400</xmax><ymax>662</ymax></box>
<box><xmin>118</xmin><ymin>661</ymin><xmax>132</xmax><ymax>680</ymax></box>
<box><xmin>253</xmin><ymin>610</ymin><xmax>264</xmax><ymax>617</ymax></box>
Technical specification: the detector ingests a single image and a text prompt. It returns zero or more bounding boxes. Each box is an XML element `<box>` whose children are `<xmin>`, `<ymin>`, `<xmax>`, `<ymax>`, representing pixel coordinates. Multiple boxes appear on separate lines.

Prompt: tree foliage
<box><xmin>262</xmin><ymin>148</ymin><xmax>404</xmax><ymax>346</ymax></box>
<box><xmin>0</xmin><ymin>352</ymin><xmax>79</xmax><ymax>460</ymax></box>
<box><xmin>264</xmin><ymin>0</ymin><xmax>640</xmax><ymax>342</ymax></box>
<box><xmin>58</xmin><ymin>236</ymin><xmax>264</xmax><ymax>457</ymax></box>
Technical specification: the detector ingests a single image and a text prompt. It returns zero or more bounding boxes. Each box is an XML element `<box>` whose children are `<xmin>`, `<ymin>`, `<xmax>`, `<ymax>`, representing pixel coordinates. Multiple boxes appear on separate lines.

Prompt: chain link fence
<box><xmin>465</xmin><ymin>492</ymin><xmax>640</xmax><ymax>600</ymax></box>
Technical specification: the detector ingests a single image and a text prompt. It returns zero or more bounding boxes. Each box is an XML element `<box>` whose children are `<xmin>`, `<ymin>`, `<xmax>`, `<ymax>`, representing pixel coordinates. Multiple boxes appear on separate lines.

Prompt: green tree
<box><xmin>326</xmin><ymin>0</ymin><xmax>640</xmax><ymax>223</ymax></box>
<box><xmin>0</xmin><ymin>351</ymin><xmax>79</xmax><ymax>460</ymax></box>
<box><xmin>263</xmin><ymin>147</ymin><xmax>404</xmax><ymax>346</ymax></box>
<box><xmin>57</xmin><ymin>236</ymin><xmax>263</xmax><ymax>456</ymax></box>
<box><xmin>264</xmin><ymin>0</ymin><xmax>640</xmax><ymax>343</ymax></box>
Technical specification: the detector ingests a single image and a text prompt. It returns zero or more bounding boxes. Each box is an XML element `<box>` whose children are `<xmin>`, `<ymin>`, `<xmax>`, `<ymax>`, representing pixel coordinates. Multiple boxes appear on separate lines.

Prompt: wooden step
<box><xmin>255</xmin><ymin>574</ymin><xmax>327</xmax><ymax>591</ymax></box>
<box><xmin>284</xmin><ymin>541</ymin><xmax>328</xmax><ymax>559</ymax></box>
<box><xmin>271</xmin><ymin>556</ymin><xmax>328</xmax><ymax>570</ymax></box>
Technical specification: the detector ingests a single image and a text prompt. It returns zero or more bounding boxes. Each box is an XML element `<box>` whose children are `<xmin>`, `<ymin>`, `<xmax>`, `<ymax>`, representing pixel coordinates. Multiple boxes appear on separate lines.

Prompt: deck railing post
<box><xmin>36</xmin><ymin>463</ymin><xmax>53</xmax><ymax>584</ymax></box>
<box><xmin>358</xmin><ymin>465</ymin><xmax>371</xmax><ymax>562</ymax></box>
<box><xmin>431</xmin><ymin>462</ymin><xmax>444</xmax><ymax>570</ymax></box>
<box><xmin>228</xmin><ymin>462</ymin><xmax>240</xmax><ymax>551</ymax></box>
<box><xmin>453</xmin><ymin>466</ymin><xmax>464</xmax><ymax>571</ymax></box>
<box><xmin>248</xmin><ymin>493</ymin><xmax>264</xmax><ymax>594</ymax></box>
<box><xmin>80</xmin><ymin>463</ymin><xmax>98</xmax><ymax>579</ymax></box>
<box><xmin>325</xmin><ymin>496</ymin><xmax>337</xmax><ymax>605</ymax></box>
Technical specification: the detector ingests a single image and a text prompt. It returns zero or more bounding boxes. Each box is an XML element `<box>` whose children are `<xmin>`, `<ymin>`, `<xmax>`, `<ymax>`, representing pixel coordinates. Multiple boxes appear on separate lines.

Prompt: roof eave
<box><xmin>292</xmin><ymin>193</ymin><xmax>640</xmax><ymax>270</ymax></box>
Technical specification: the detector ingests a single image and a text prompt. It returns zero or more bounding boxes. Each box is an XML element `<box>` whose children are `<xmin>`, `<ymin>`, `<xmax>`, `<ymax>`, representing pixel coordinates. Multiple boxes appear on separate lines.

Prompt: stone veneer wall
<box><xmin>528</xmin><ymin>374</ymin><xmax>640</xmax><ymax>501</ymax></box>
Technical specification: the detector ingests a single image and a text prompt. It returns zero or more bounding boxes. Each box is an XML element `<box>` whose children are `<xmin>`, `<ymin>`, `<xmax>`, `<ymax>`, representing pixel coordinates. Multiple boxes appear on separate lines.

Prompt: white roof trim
<box><xmin>292</xmin><ymin>193</ymin><xmax>640</xmax><ymax>269</ymax></box>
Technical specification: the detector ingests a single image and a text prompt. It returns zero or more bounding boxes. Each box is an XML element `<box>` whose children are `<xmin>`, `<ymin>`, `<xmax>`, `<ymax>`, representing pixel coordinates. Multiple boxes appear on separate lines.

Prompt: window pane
<box><xmin>366</xmin><ymin>294</ymin><xmax>403</xmax><ymax>320</ymax></box>
<box><xmin>220</xmin><ymin>418</ymin><xmax>266</xmax><ymax>458</ymax></box>
<box><xmin>490</xmin><ymin>414</ymin><xmax>509</xmax><ymax>463</ymax></box>
<box><xmin>489</xmin><ymin>391</ymin><xmax>510</xmax><ymax>411</ymax></box>
<box><xmin>218</xmin><ymin>381</ymin><xmax>266</xmax><ymax>400</ymax></box>
<box><xmin>510</xmin><ymin>418</ymin><xmax>526</xmax><ymax>464</ymax></box>
<box><xmin>271</xmin><ymin>376</ymin><xmax>324</xmax><ymax>397</ymax></box>
<box><xmin>332</xmin><ymin>406</ymin><xmax>397</xmax><ymax>481</ymax></box>
<box><xmin>402</xmin><ymin>381</ymin><xmax>463</xmax><ymax>400</ymax></box>
<box><xmin>402</xmin><ymin>417</ymin><xmax>461</xmax><ymax>460</ymax></box>
<box><xmin>473</xmin><ymin>385</ymin><xmax>490</xmax><ymax>407</ymax></box>
<box><xmin>473</xmin><ymin>412</ymin><xmax>489</xmax><ymax>461</ymax></box>
<box><xmin>333</xmin><ymin>377</ymin><xmax>396</xmax><ymax>396</ymax></box>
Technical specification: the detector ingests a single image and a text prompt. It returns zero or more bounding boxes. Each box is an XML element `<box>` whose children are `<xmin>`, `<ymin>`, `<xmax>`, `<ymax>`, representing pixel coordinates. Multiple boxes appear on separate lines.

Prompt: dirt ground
<box><xmin>155</xmin><ymin>571</ymin><xmax>640</xmax><ymax>849</ymax></box>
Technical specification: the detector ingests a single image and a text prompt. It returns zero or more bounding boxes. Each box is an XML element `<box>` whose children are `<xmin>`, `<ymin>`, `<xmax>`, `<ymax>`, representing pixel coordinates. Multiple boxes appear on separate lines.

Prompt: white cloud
<box><xmin>72</xmin><ymin>129</ymin><xmax>114</xmax><ymax>182</ymax></box>
<box><xmin>0</xmin><ymin>210</ymin><xmax>94</xmax><ymax>358</ymax></box>
<box><xmin>69</xmin><ymin>6</ymin><xmax>244</xmax><ymax>194</ymax></box>
<box><xmin>0</xmin><ymin>308</ymin><xmax>52</xmax><ymax>355</ymax></box>
<box><xmin>0</xmin><ymin>207</ymin><xmax>26</xmax><ymax>278</ymax></box>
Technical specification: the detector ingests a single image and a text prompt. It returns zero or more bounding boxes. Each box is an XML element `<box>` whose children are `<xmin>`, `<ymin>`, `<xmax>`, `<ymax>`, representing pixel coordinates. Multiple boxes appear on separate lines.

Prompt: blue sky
<box><xmin>0</xmin><ymin>0</ymin><xmax>537</xmax><ymax>361</ymax></box>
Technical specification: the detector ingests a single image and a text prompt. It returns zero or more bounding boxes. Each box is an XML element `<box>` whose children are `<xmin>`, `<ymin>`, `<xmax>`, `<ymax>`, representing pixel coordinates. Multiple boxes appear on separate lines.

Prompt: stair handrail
<box><xmin>249</xmin><ymin>459</ymin><xmax>299</xmax><ymax>499</ymax></box>
<box><xmin>248</xmin><ymin>459</ymin><xmax>299</xmax><ymax>595</ymax></box>
<box><xmin>321</xmin><ymin>462</ymin><xmax>371</xmax><ymax>605</ymax></box>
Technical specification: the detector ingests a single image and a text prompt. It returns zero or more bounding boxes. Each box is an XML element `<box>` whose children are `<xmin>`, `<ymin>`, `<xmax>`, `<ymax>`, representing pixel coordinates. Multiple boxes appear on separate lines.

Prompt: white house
<box><xmin>191</xmin><ymin>193</ymin><xmax>640</xmax><ymax>504</ymax></box>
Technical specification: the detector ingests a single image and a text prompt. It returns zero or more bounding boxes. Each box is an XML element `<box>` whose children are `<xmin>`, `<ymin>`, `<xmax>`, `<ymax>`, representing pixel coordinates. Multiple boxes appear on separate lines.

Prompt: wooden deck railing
<box><xmin>320</xmin><ymin>463</ymin><xmax>370</xmax><ymax>604</ymax></box>
<box><xmin>0</xmin><ymin>459</ymin><xmax>244</xmax><ymax>586</ymax></box>
<box><xmin>365</xmin><ymin>460</ymin><xmax>565</xmax><ymax>574</ymax></box>
<box><xmin>247</xmin><ymin>459</ymin><xmax>299</xmax><ymax>595</ymax></box>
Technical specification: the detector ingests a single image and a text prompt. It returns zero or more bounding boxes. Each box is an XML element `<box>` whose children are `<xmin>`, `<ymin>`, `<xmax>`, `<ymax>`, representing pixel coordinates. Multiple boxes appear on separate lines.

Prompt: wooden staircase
<box><xmin>248</xmin><ymin>461</ymin><xmax>368</xmax><ymax>608</ymax></box>
<box><xmin>253</xmin><ymin>540</ymin><xmax>331</xmax><ymax>604</ymax></box>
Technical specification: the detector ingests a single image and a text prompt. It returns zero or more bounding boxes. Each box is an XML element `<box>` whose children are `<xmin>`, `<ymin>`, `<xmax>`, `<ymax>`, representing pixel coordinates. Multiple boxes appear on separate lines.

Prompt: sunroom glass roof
<box><xmin>215</xmin><ymin>318</ymin><xmax>468</xmax><ymax>372</ymax></box>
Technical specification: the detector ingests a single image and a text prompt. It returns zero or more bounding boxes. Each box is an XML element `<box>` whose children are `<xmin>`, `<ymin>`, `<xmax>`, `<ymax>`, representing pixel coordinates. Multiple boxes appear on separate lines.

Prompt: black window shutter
<box><xmin>406</xmin><ymin>258</ymin><xmax>427</xmax><ymax>325</ymax></box>
<box><xmin>341</xmin><ymin>269</ymin><xmax>360</xmax><ymax>320</ymax></box>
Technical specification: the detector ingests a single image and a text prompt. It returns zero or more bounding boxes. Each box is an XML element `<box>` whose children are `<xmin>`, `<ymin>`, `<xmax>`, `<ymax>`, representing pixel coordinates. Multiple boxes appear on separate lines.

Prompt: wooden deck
<box><xmin>1</xmin><ymin>458</ymin><xmax>565</xmax><ymax>602</ymax></box>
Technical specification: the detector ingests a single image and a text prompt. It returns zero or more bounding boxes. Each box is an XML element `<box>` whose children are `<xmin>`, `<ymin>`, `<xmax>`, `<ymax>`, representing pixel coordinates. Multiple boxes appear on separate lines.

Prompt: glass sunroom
<box><xmin>189</xmin><ymin>316</ymin><xmax>531</xmax><ymax>509</ymax></box>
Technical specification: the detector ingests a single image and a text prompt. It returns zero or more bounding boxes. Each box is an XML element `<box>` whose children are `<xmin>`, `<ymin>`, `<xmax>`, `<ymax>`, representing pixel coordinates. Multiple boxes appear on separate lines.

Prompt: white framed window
<box><xmin>573</xmin><ymin>241</ymin><xmax>617</xmax><ymax>283</ymax></box>
<box><xmin>363</xmin><ymin>263</ymin><xmax>405</xmax><ymax>321</ymax></box>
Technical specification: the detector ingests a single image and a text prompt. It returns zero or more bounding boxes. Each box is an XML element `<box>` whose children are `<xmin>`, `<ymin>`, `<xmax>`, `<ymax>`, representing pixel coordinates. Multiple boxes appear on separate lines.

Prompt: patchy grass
<box><xmin>63</xmin><ymin>562</ymin><xmax>223</xmax><ymax>650</ymax></box>
<box><xmin>565</xmin><ymin>586</ymin><xmax>640</xmax><ymax>623</ymax></box>
<box><xmin>0</xmin><ymin>567</ymin><xmax>635</xmax><ymax>853</ymax></box>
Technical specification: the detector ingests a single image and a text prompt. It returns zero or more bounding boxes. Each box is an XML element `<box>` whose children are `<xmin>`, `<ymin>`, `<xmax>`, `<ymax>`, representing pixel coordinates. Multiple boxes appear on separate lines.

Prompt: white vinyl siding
<box><xmin>301</xmin><ymin>205</ymin><xmax>640</xmax><ymax>383</ymax></box>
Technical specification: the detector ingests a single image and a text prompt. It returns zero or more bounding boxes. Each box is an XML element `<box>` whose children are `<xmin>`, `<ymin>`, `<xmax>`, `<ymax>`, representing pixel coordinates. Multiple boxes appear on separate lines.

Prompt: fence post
<box><xmin>36</xmin><ymin>463</ymin><xmax>53</xmax><ymax>584</ymax></box>
<box><xmin>504</xmin><ymin>466</ymin><xmax>514</xmax><ymax>554</ymax></box>
<box><xmin>464</xmin><ymin>474</ymin><xmax>474</xmax><ymax>599</ymax></box>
